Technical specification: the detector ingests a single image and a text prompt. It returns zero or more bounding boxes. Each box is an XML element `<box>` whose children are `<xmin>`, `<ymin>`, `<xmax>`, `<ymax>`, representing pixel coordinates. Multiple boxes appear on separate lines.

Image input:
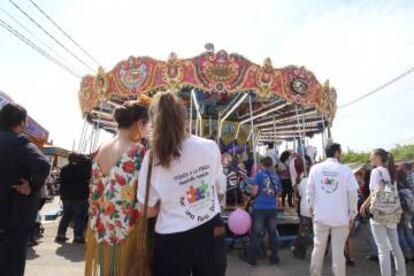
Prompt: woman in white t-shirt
<box><xmin>137</xmin><ymin>91</ymin><xmax>227</xmax><ymax>276</ymax></box>
<box><xmin>292</xmin><ymin>157</ymin><xmax>312</xmax><ymax>259</ymax></box>
<box><xmin>360</xmin><ymin>149</ymin><xmax>406</xmax><ymax>276</ymax></box>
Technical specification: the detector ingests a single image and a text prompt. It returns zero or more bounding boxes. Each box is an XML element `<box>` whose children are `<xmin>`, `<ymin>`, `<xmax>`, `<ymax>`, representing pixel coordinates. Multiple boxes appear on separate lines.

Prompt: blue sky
<box><xmin>0</xmin><ymin>0</ymin><xmax>413</xmax><ymax>152</ymax></box>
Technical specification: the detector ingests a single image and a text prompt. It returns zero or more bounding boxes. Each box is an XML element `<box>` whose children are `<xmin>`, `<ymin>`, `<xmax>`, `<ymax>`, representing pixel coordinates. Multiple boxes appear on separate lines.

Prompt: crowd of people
<box><xmin>1</xmin><ymin>92</ymin><xmax>414</xmax><ymax>276</ymax></box>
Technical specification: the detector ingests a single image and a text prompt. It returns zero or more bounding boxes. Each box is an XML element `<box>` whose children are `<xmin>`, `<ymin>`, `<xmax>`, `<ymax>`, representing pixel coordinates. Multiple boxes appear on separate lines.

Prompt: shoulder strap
<box><xmin>143</xmin><ymin>151</ymin><xmax>153</xmax><ymax>220</ymax></box>
<box><xmin>264</xmin><ymin>170</ymin><xmax>276</xmax><ymax>187</ymax></box>
<box><xmin>378</xmin><ymin>169</ymin><xmax>392</xmax><ymax>186</ymax></box>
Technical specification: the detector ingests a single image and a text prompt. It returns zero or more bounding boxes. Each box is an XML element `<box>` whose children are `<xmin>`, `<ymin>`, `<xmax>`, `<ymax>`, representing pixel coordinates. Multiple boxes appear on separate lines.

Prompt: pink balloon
<box><xmin>228</xmin><ymin>208</ymin><xmax>251</xmax><ymax>235</ymax></box>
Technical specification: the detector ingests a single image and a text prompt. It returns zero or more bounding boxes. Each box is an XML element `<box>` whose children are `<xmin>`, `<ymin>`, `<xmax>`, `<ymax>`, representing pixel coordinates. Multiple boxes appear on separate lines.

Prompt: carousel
<box><xmin>78</xmin><ymin>44</ymin><xmax>336</xmax><ymax>153</ymax></box>
<box><xmin>77</xmin><ymin>44</ymin><xmax>337</xmax><ymax>245</ymax></box>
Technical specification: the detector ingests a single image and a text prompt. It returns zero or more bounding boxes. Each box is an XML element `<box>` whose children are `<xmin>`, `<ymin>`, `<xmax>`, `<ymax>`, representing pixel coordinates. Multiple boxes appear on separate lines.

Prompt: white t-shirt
<box><xmin>137</xmin><ymin>135</ymin><xmax>226</xmax><ymax>234</ymax></box>
<box><xmin>306</xmin><ymin>158</ymin><xmax>358</xmax><ymax>226</ymax></box>
<box><xmin>299</xmin><ymin>177</ymin><xmax>311</xmax><ymax>217</ymax></box>
<box><xmin>369</xmin><ymin>167</ymin><xmax>397</xmax><ymax>228</ymax></box>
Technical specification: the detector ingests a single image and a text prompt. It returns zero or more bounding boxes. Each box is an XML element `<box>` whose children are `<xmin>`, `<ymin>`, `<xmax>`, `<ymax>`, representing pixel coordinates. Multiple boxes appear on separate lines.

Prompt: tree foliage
<box><xmin>390</xmin><ymin>144</ymin><xmax>414</xmax><ymax>161</ymax></box>
<box><xmin>342</xmin><ymin>150</ymin><xmax>370</xmax><ymax>164</ymax></box>
<box><xmin>342</xmin><ymin>144</ymin><xmax>414</xmax><ymax>163</ymax></box>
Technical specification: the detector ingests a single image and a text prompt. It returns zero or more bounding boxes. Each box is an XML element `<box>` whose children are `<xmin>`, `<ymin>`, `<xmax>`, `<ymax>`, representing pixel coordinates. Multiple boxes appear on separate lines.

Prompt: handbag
<box><xmin>135</xmin><ymin>151</ymin><xmax>155</xmax><ymax>276</ymax></box>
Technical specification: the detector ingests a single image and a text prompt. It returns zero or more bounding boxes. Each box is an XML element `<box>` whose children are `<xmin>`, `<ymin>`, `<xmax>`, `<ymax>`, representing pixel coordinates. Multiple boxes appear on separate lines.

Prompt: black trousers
<box><xmin>153</xmin><ymin>214</ymin><xmax>227</xmax><ymax>276</ymax></box>
<box><xmin>0</xmin><ymin>227</ymin><xmax>30</xmax><ymax>276</ymax></box>
<box><xmin>281</xmin><ymin>179</ymin><xmax>293</xmax><ymax>207</ymax></box>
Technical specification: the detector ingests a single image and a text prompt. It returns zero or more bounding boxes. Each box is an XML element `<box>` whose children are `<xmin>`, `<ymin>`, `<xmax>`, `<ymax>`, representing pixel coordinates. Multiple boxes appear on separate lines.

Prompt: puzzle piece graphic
<box><xmin>186</xmin><ymin>186</ymin><xmax>198</xmax><ymax>204</ymax></box>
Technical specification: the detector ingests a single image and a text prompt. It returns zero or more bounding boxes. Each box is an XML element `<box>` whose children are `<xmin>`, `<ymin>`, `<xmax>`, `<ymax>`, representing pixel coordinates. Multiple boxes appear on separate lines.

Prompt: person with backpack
<box><xmin>360</xmin><ymin>148</ymin><xmax>406</xmax><ymax>276</ymax></box>
<box><xmin>240</xmin><ymin>157</ymin><xmax>282</xmax><ymax>266</ymax></box>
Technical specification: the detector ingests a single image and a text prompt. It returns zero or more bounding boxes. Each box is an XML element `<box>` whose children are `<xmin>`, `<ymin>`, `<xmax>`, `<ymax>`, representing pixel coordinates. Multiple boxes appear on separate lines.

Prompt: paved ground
<box><xmin>25</xmin><ymin>200</ymin><xmax>414</xmax><ymax>276</ymax></box>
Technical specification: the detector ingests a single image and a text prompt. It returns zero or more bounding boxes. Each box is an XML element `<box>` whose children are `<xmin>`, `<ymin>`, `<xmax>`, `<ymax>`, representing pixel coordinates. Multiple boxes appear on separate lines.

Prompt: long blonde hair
<box><xmin>149</xmin><ymin>91</ymin><xmax>187</xmax><ymax>168</ymax></box>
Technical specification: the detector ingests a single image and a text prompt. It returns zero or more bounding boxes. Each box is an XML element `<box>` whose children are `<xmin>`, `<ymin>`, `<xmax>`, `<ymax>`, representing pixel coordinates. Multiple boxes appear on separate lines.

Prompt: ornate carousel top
<box><xmin>78</xmin><ymin>45</ymin><xmax>337</xmax><ymax>143</ymax></box>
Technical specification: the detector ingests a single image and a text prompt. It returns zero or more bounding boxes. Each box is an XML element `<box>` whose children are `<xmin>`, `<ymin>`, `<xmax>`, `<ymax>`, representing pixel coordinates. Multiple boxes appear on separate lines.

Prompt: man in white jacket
<box><xmin>306</xmin><ymin>143</ymin><xmax>358</xmax><ymax>276</ymax></box>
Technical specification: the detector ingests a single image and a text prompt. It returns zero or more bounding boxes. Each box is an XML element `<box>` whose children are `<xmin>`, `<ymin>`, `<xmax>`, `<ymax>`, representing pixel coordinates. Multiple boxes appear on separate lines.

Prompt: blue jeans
<box><xmin>57</xmin><ymin>199</ymin><xmax>88</xmax><ymax>238</ymax></box>
<box><xmin>398</xmin><ymin>213</ymin><xmax>414</xmax><ymax>258</ymax></box>
<box><xmin>247</xmin><ymin>209</ymin><xmax>279</xmax><ymax>261</ymax></box>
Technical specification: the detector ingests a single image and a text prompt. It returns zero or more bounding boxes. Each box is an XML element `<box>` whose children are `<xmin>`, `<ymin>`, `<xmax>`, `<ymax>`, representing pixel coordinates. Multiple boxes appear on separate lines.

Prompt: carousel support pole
<box><xmin>327</xmin><ymin>123</ymin><xmax>332</xmax><ymax>140</ymax></box>
<box><xmin>301</xmin><ymin>107</ymin><xmax>307</xmax><ymax>143</ymax></box>
<box><xmin>82</xmin><ymin>122</ymin><xmax>90</xmax><ymax>153</ymax></box>
<box><xmin>321</xmin><ymin>115</ymin><xmax>327</xmax><ymax>159</ymax></box>
<box><xmin>195</xmin><ymin>115</ymin><xmax>199</xmax><ymax>136</ymax></box>
<box><xmin>220</xmin><ymin>93</ymin><xmax>248</xmax><ymax>143</ymax></box>
<box><xmin>199</xmin><ymin>118</ymin><xmax>203</xmax><ymax>137</ymax></box>
<box><xmin>94</xmin><ymin>129</ymin><xmax>101</xmax><ymax>153</ymax></box>
<box><xmin>235</xmin><ymin>124</ymin><xmax>240</xmax><ymax>140</ymax></box>
<box><xmin>189</xmin><ymin>91</ymin><xmax>193</xmax><ymax>134</ymax></box>
<box><xmin>78</xmin><ymin>118</ymin><xmax>87</xmax><ymax>152</ymax></box>
<box><xmin>209</xmin><ymin>116</ymin><xmax>212</xmax><ymax>137</ymax></box>
<box><xmin>93</xmin><ymin>103</ymin><xmax>103</xmax><ymax>153</ymax></box>
<box><xmin>295</xmin><ymin>105</ymin><xmax>306</xmax><ymax>174</ymax></box>
<box><xmin>294</xmin><ymin>105</ymin><xmax>302</xmax><ymax>152</ymax></box>
<box><xmin>248</xmin><ymin>93</ymin><xmax>257</xmax><ymax>169</ymax></box>
<box><xmin>191</xmin><ymin>89</ymin><xmax>202</xmax><ymax>137</ymax></box>
<box><xmin>89</xmin><ymin>125</ymin><xmax>94</xmax><ymax>154</ymax></box>
<box><xmin>300</xmin><ymin>107</ymin><xmax>307</xmax><ymax>175</ymax></box>
<box><xmin>217</xmin><ymin>112</ymin><xmax>221</xmax><ymax>143</ymax></box>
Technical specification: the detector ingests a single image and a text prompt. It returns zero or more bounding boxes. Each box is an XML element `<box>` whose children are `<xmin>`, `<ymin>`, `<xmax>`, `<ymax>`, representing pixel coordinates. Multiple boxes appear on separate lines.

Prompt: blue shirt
<box><xmin>252</xmin><ymin>169</ymin><xmax>282</xmax><ymax>210</ymax></box>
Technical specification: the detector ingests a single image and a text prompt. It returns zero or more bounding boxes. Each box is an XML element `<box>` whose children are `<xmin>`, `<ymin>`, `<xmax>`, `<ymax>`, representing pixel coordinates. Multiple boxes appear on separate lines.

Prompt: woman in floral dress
<box><xmin>85</xmin><ymin>97</ymin><xmax>153</xmax><ymax>276</ymax></box>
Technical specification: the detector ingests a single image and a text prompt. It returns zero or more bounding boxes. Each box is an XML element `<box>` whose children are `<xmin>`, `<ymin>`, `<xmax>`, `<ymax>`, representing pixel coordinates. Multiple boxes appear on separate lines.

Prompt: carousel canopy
<box><xmin>78</xmin><ymin>46</ymin><xmax>337</xmax><ymax>142</ymax></box>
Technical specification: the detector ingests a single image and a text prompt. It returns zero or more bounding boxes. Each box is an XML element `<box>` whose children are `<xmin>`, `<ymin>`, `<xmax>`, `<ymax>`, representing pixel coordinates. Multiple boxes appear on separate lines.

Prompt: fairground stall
<box><xmin>77</xmin><ymin>45</ymin><xmax>337</xmax><ymax>247</ymax></box>
<box><xmin>0</xmin><ymin>90</ymin><xmax>49</xmax><ymax>148</ymax></box>
<box><xmin>42</xmin><ymin>145</ymin><xmax>70</xmax><ymax>168</ymax></box>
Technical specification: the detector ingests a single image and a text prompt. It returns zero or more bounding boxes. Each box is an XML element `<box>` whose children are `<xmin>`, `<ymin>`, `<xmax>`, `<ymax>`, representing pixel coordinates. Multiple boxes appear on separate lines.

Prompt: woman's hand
<box><xmin>247</xmin><ymin>184</ymin><xmax>258</xmax><ymax>197</ymax></box>
<box><xmin>359</xmin><ymin>195</ymin><xmax>371</xmax><ymax>217</ymax></box>
<box><xmin>359</xmin><ymin>203</ymin><xmax>367</xmax><ymax>217</ymax></box>
<box><xmin>146</xmin><ymin>204</ymin><xmax>159</xmax><ymax>218</ymax></box>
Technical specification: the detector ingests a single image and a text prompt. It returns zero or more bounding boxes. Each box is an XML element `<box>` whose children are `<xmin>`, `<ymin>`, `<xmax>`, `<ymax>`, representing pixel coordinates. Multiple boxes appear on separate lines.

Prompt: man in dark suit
<box><xmin>0</xmin><ymin>103</ymin><xmax>50</xmax><ymax>276</ymax></box>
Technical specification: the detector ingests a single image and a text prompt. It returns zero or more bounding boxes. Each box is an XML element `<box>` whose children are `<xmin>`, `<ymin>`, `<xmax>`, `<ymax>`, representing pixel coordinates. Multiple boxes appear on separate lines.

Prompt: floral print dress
<box><xmin>89</xmin><ymin>143</ymin><xmax>145</xmax><ymax>245</ymax></box>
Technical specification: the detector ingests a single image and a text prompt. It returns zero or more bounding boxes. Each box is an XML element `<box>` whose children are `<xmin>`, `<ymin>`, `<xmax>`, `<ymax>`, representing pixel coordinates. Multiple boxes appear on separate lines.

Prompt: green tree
<box><xmin>390</xmin><ymin>144</ymin><xmax>414</xmax><ymax>161</ymax></box>
<box><xmin>342</xmin><ymin>150</ymin><xmax>370</xmax><ymax>163</ymax></box>
<box><xmin>342</xmin><ymin>144</ymin><xmax>414</xmax><ymax>164</ymax></box>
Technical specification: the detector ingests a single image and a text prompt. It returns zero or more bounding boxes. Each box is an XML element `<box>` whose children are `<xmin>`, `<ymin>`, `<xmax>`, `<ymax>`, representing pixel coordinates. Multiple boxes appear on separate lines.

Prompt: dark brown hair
<box><xmin>0</xmin><ymin>103</ymin><xmax>27</xmax><ymax>130</ymax></box>
<box><xmin>373</xmin><ymin>148</ymin><xmax>396</xmax><ymax>183</ymax></box>
<box><xmin>261</xmin><ymin>157</ymin><xmax>273</xmax><ymax>168</ymax></box>
<box><xmin>150</xmin><ymin>91</ymin><xmax>187</xmax><ymax>168</ymax></box>
<box><xmin>325</xmin><ymin>143</ymin><xmax>341</xmax><ymax>158</ymax></box>
<box><xmin>113</xmin><ymin>96</ymin><xmax>149</xmax><ymax>129</ymax></box>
